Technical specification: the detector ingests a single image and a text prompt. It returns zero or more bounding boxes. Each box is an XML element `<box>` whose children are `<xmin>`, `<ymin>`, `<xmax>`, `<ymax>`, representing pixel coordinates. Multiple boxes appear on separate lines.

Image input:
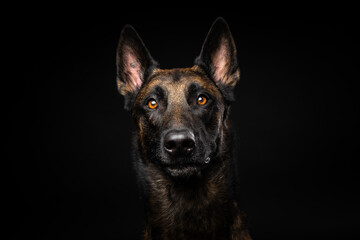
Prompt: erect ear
<box><xmin>116</xmin><ymin>25</ymin><xmax>158</xmax><ymax>110</ymax></box>
<box><xmin>195</xmin><ymin>17</ymin><xmax>239</xmax><ymax>102</ymax></box>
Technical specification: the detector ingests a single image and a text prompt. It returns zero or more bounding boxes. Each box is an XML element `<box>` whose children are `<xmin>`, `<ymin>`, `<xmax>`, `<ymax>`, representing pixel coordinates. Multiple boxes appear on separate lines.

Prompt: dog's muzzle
<box><xmin>160</xmin><ymin>129</ymin><xmax>213</xmax><ymax>178</ymax></box>
<box><xmin>163</xmin><ymin>129</ymin><xmax>195</xmax><ymax>158</ymax></box>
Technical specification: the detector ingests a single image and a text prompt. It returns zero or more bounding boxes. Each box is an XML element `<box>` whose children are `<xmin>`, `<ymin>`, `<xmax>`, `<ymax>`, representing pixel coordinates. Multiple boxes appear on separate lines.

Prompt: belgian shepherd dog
<box><xmin>116</xmin><ymin>17</ymin><xmax>252</xmax><ymax>240</ymax></box>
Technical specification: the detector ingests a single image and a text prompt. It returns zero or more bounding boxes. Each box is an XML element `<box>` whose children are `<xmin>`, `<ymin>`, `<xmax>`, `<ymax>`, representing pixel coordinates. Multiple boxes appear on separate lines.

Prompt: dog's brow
<box><xmin>148</xmin><ymin>85</ymin><xmax>165</xmax><ymax>99</ymax></box>
<box><xmin>188</xmin><ymin>82</ymin><xmax>201</xmax><ymax>93</ymax></box>
<box><xmin>187</xmin><ymin>82</ymin><xmax>214</xmax><ymax>97</ymax></box>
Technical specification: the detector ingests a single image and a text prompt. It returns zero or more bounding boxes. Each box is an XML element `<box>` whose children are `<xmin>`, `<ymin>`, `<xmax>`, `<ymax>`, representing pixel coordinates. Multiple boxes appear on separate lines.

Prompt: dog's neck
<box><xmin>140</xmin><ymin>155</ymin><xmax>238</xmax><ymax>240</ymax></box>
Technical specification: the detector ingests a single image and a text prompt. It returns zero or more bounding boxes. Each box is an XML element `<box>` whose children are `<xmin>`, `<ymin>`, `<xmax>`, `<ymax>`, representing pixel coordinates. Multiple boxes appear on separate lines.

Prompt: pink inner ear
<box><xmin>124</xmin><ymin>52</ymin><xmax>143</xmax><ymax>90</ymax></box>
<box><xmin>212</xmin><ymin>38</ymin><xmax>229</xmax><ymax>83</ymax></box>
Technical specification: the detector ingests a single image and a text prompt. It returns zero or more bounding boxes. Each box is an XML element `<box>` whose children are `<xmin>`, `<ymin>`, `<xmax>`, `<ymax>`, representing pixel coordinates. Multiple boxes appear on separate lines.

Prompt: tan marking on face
<box><xmin>134</xmin><ymin>67</ymin><xmax>225</xmax><ymax>127</ymax></box>
<box><xmin>138</xmin><ymin>119</ymin><xmax>147</xmax><ymax>157</ymax></box>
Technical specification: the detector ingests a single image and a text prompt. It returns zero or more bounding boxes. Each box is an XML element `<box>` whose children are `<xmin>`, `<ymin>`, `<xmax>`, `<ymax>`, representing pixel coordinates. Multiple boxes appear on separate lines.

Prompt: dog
<box><xmin>116</xmin><ymin>17</ymin><xmax>252</xmax><ymax>240</ymax></box>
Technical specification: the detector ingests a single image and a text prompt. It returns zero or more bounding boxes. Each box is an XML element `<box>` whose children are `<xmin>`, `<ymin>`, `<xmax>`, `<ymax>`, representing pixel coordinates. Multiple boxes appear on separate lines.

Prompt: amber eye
<box><xmin>147</xmin><ymin>99</ymin><xmax>158</xmax><ymax>109</ymax></box>
<box><xmin>197</xmin><ymin>95</ymin><xmax>208</xmax><ymax>105</ymax></box>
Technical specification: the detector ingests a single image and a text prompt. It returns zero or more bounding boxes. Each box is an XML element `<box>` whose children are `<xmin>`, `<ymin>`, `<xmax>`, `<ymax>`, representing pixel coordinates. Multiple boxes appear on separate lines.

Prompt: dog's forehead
<box><xmin>138</xmin><ymin>67</ymin><xmax>220</xmax><ymax>99</ymax></box>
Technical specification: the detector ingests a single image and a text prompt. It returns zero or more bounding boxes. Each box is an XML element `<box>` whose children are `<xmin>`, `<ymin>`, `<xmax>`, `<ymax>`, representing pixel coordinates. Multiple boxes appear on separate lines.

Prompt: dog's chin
<box><xmin>165</xmin><ymin>165</ymin><xmax>203</xmax><ymax>179</ymax></box>
<box><xmin>158</xmin><ymin>154</ymin><xmax>212</xmax><ymax>179</ymax></box>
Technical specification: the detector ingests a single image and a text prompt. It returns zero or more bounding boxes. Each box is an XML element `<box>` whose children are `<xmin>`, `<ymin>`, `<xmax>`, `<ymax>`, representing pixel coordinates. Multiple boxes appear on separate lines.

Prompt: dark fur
<box><xmin>116</xmin><ymin>17</ymin><xmax>252</xmax><ymax>240</ymax></box>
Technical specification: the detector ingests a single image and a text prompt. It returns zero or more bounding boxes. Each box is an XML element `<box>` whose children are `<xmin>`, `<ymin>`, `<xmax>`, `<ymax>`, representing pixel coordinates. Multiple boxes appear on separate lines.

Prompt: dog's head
<box><xmin>116</xmin><ymin>18</ymin><xmax>240</xmax><ymax>178</ymax></box>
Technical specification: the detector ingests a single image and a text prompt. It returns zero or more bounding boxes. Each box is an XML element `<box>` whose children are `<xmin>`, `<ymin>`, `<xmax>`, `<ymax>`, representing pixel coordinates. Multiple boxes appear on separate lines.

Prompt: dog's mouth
<box><xmin>163</xmin><ymin>158</ymin><xmax>211</xmax><ymax>178</ymax></box>
<box><xmin>165</xmin><ymin>164</ymin><xmax>202</xmax><ymax>178</ymax></box>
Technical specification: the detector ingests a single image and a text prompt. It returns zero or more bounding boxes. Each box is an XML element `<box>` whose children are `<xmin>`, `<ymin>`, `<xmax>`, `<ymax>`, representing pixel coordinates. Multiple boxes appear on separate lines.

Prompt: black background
<box><xmin>8</xmin><ymin>11</ymin><xmax>359</xmax><ymax>239</ymax></box>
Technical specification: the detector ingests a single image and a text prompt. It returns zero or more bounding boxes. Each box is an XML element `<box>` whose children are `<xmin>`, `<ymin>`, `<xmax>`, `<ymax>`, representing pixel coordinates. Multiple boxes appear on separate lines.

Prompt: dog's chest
<box><xmin>146</xmin><ymin>174</ymin><xmax>230</xmax><ymax>239</ymax></box>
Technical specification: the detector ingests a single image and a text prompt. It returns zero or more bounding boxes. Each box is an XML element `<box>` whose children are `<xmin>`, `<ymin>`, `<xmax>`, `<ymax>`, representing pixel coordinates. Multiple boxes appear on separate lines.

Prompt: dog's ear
<box><xmin>195</xmin><ymin>17</ymin><xmax>239</xmax><ymax>102</ymax></box>
<box><xmin>116</xmin><ymin>25</ymin><xmax>158</xmax><ymax>110</ymax></box>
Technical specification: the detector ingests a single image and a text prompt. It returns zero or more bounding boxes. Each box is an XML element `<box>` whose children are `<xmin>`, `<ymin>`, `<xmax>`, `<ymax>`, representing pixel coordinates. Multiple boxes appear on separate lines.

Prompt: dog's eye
<box><xmin>197</xmin><ymin>95</ymin><xmax>208</xmax><ymax>105</ymax></box>
<box><xmin>147</xmin><ymin>99</ymin><xmax>158</xmax><ymax>109</ymax></box>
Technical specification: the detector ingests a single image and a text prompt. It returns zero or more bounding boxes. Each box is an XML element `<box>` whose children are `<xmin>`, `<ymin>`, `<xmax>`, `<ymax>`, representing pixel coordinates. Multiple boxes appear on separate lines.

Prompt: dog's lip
<box><xmin>163</xmin><ymin>161</ymin><xmax>208</xmax><ymax>176</ymax></box>
<box><xmin>163</xmin><ymin>161</ymin><xmax>205</xmax><ymax>169</ymax></box>
<box><xmin>161</xmin><ymin>155</ymin><xmax>211</xmax><ymax>168</ymax></box>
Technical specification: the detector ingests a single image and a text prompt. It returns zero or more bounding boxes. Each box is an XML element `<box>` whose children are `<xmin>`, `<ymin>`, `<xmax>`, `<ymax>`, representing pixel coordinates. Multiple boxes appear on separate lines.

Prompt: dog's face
<box><xmin>132</xmin><ymin>67</ymin><xmax>226</xmax><ymax>178</ymax></box>
<box><xmin>116</xmin><ymin>18</ymin><xmax>239</xmax><ymax>178</ymax></box>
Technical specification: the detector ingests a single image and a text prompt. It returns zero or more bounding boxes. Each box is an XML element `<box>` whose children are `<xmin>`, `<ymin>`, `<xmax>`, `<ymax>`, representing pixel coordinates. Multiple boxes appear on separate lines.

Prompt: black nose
<box><xmin>163</xmin><ymin>130</ymin><xmax>195</xmax><ymax>157</ymax></box>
